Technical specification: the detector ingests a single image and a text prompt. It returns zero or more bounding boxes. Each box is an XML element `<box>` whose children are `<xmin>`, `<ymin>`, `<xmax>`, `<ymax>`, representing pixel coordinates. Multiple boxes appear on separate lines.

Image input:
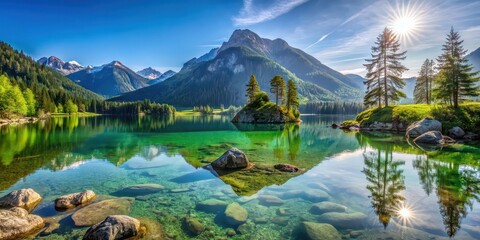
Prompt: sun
<box><xmin>386</xmin><ymin>0</ymin><xmax>428</xmax><ymax>46</ymax></box>
<box><xmin>392</xmin><ymin>16</ymin><xmax>416</xmax><ymax>35</ymax></box>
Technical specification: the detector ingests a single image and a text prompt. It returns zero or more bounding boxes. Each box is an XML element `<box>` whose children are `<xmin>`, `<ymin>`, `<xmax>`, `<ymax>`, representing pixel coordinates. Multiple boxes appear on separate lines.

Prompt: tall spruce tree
<box><xmin>435</xmin><ymin>27</ymin><xmax>479</xmax><ymax>108</ymax></box>
<box><xmin>245</xmin><ymin>74</ymin><xmax>260</xmax><ymax>104</ymax></box>
<box><xmin>414</xmin><ymin>59</ymin><xmax>435</xmax><ymax>104</ymax></box>
<box><xmin>364</xmin><ymin>28</ymin><xmax>408</xmax><ymax>107</ymax></box>
<box><xmin>286</xmin><ymin>79</ymin><xmax>299</xmax><ymax>112</ymax></box>
<box><xmin>270</xmin><ymin>75</ymin><xmax>286</xmax><ymax>106</ymax></box>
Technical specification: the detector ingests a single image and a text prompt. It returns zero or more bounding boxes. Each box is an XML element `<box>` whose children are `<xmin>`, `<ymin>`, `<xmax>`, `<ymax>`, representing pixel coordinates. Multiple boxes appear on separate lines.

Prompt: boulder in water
<box><xmin>211</xmin><ymin>148</ymin><xmax>249</xmax><ymax>169</ymax></box>
<box><xmin>318</xmin><ymin>212</ymin><xmax>367</xmax><ymax>229</ymax></box>
<box><xmin>274</xmin><ymin>163</ymin><xmax>299</xmax><ymax>172</ymax></box>
<box><xmin>113</xmin><ymin>183</ymin><xmax>164</xmax><ymax>197</ymax></box>
<box><xmin>0</xmin><ymin>188</ymin><xmax>42</xmax><ymax>213</ymax></box>
<box><xmin>309</xmin><ymin>202</ymin><xmax>347</xmax><ymax>215</ymax></box>
<box><xmin>414</xmin><ymin>131</ymin><xmax>445</xmax><ymax>144</ymax></box>
<box><xmin>224</xmin><ymin>202</ymin><xmax>248</xmax><ymax>226</ymax></box>
<box><xmin>72</xmin><ymin>197</ymin><xmax>134</xmax><ymax>227</ymax></box>
<box><xmin>302</xmin><ymin>222</ymin><xmax>341</xmax><ymax>240</ymax></box>
<box><xmin>0</xmin><ymin>207</ymin><xmax>44</xmax><ymax>240</ymax></box>
<box><xmin>55</xmin><ymin>190</ymin><xmax>96</xmax><ymax>210</ymax></box>
<box><xmin>83</xmin><ymin>215</ymin><xmax>141</xmax><ymax>240</ymax></box>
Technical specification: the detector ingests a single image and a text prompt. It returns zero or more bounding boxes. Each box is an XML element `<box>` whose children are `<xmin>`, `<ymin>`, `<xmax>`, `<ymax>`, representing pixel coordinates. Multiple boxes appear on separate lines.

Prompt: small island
<box><xmin>232</xmin><ymin>74</ymin><xmax>300</xmax><ymax>123</ymax></box>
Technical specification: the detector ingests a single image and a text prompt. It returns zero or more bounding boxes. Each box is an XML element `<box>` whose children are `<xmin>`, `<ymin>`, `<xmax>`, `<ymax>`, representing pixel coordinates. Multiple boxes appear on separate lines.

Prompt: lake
<box><xmin>1</xmin><ymin>115</ymin><xmax>479</xmax><ymax>239</ymax></box>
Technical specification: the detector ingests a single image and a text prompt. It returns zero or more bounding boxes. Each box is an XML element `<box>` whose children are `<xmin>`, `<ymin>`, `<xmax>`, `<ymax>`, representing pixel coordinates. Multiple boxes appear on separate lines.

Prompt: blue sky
<box><xmin>1</xmin><ymin>0</ymin><xmax>479</xmax><ymax>77</ymax></box>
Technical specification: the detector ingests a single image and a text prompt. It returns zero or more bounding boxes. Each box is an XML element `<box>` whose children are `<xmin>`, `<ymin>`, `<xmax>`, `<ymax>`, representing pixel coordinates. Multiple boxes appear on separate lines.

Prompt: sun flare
<box><xmin>387</xmin><ymin>1</ymin><xmax>428</xmax><ymax>46</ymax></box>
<box><xmin>392</xmin><ymin>16</ymin><xmax>416</xmax><ymax>35</ymax></box>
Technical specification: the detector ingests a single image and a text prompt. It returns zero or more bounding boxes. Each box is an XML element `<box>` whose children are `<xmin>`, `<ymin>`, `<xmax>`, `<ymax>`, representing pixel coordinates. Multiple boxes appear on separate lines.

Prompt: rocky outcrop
<box><xmin>225</xmin><ymin>202</ymin><xmax>248</xmax><ymax>226</ymax></box>
<box><xmin>72</xmin><ymin>197</ymin><xmax>134</xmax><ymax>226</ymax></box>
<box><xmin>274</xmin><ymin>163</ymin><xmax>299</xmax><ymax>172</ymax></box>
<box><xmin>83</xmin><ymin>215</ymin><xmax>141</xmax><ymax>240</ymax></box>
<box><xmin>0</xmin><ymin>207</ymin><xmax>44</xmax><ymax>240</ymax></box>
<box><xmin>0</xmin><ymin>188</ymin><xmax>42</xmax><ymax>213</ymax></box>
<box><xmin>211</xmin><ymin>148</ymin><xmax>249</xmax><ymax>169</ymax></box>
<box><xmin>406</xmin><ymin>118</ymin><xmax>442</xmax><ymax>138</ymax></box>
<box><xmin>414</xmin><ymin>131</ymin><xmax>455</xmax><ymax>145</ymax></box>
<box><xmin>55</xmin><ymin>190</ymin><xmax>96</xmax><ymax>210</ymax></box>
<box><xmin>448</xmin><ymin>126</ymin><xmax>465</xmax><ymax>139</ymax></box>
<box><xmin>302</xmin><ymin>222</ymin><xmax>341</xmax><ymax>240</ymax></box>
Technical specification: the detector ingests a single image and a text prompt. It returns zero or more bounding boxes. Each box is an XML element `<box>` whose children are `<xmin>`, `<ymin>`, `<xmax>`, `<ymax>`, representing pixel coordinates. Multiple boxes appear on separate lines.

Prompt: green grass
<box><xmin>350</xmin><ymin>102</ymin><xmax>480</xmax><ymax>132</ymax></box>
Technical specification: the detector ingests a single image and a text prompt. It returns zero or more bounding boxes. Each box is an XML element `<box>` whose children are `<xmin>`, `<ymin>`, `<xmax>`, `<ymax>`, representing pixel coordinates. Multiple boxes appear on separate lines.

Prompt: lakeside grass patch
<box><xmin>351</xmin><ymin>102</ymin><xmax>480</xmax><ymax>132</ymax></box>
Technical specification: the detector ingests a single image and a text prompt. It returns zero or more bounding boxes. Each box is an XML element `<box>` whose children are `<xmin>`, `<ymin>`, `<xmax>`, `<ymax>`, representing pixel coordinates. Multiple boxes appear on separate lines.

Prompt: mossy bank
<box><xmin>342</xmin><ymin>103</ymin><xmax>480</xmax><ymax>134</ymax></box>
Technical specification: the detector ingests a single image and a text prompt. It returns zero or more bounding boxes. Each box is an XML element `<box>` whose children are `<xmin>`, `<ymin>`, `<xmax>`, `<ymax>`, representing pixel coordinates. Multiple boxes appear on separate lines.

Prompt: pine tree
<box><xmin>364</xmin><ymin>28</ymin><xmax>408</xmax><ymax>107</ymax></box>
<box><xmin>286</xmin><ymin>79</ymin><xmax>299</xmax><ymax>112</ymax></box>
<box><xmin>435</xmin><ymin>27</ymin><xmax>479</xmax><ymax>108</ymax></box>
<box><xmin>414</xmin><ymin>59</ymin><xmax>435</xmax><ymax>104</ymax></box>
<box><xmin>270</xmin><ymin>75</ymin><xmax>286</xmax><ymax>106</ymax></box>
<box><xmin>245</xmin><ymin>74</ymin><xmax>260</xmax><ymax>104</ymax></box>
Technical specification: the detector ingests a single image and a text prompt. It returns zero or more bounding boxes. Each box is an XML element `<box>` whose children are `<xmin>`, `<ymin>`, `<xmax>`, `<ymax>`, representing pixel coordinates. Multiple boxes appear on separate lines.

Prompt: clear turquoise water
<box><xmin>0</xmin><ymin>115</ymin><xmax>479</xmax><ymax>239</ymax></box>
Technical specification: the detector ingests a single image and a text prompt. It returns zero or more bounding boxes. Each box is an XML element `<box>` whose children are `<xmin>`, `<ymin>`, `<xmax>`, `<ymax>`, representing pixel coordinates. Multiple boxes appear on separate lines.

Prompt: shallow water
<box><xmin>0</xmin><ymin>115</ymin><xmax>479</xmax><ymax>239</ymax></box>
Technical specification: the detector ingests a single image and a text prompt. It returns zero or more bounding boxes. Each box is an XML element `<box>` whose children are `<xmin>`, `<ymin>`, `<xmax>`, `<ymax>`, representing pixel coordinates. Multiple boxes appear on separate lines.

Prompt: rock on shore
<box><xmin>0</xmin><ymin>207</ymin><xmax>44</xmax><ymax>240</ymax></box>
<box><xmin>83</xmin><ymin>215</ymin><xmax>141</xmax><ymax>240</ymax></box>
<box><xmin>0</xmin><ymin>188</ymin><xmax>42</xmax><ymax>213</ymax></box>
<box><xmin>406</xmin><ymin>118</ymin><xmax>442</xmax><ymax>138</ymax></box>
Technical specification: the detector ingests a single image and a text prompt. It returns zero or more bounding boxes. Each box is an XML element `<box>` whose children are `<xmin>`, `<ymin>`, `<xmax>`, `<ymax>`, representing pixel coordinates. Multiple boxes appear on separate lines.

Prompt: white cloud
<box><xmin>233</xmin><ymin>0</ymin><xmax>308</xmax><ymax>26</ymax></box>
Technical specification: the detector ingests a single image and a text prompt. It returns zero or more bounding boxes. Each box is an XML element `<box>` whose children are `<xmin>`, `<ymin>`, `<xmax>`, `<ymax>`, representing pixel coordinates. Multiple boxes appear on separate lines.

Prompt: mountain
<box><xmin>67</xmin><ymin>61</ymin><xmax>150</xmax><ymax>97</ymax></box>
<box><xmin>37</xmin><ymin>56</ymin><xmax>85</xmax><ymax>75</ymax></box>
<box><xmin>148</xmin><ymin>70</ymin><xmax>176</xmax><ymax>85</ymax></box>
<box><xmin>0</xmin><ymin>41</ymin><xmax>102</xmax><ymax>112</ymax></box>
<box><xmin>467</xmin><ymin>47</ymin><xmax>480</xmax><ymax>72</ymax></box>
<box><xmin>137</xmin><ymin>67</ymin><xmax>162</xmax><ymax>80</ymax></box>
<box><xmin>345</xmin><ymin>74</ymin><xmax>366</xmax><ymax>89</ymax></box>
<box><xmin>403</xmin><ymin>77</ymin><xmax>416</xmax><ymax>99</ymax></box>
<box><xmin>111</xmin><ymin>29</ymin><xmax>362</xmax><ymax>107</ymax></box>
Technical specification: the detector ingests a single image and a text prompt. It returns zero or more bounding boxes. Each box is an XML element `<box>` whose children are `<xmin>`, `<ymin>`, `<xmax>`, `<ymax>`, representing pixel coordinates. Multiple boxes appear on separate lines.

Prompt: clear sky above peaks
<box><xmin>1</xmin><ymin>0</ymin><xmax>479</xmax><ymax>76</ymax></box>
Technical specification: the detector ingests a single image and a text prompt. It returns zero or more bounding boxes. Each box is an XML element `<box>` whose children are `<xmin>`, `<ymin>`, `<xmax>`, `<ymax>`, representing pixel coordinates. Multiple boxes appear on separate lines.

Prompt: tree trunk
<box><xmin>383</xmin><ymin>42</ymin><xmax>388</xmax><ymax>107</ymax></box>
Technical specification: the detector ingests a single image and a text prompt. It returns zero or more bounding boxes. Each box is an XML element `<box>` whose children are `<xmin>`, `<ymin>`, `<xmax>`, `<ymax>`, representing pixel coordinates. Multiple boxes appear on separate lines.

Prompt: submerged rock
<box><xmin>302</xmin><ymin>222</ymin><xmax>341</xmax><ymax>240</ymax></box>
<box><xmin>225</xmin><ymin>202</ymin><xmax>248</xmax><ymax>226</ymax></box>
<box><xmin>72</xmin><ymin>197</ymin><xmax>134</xmax><ymax>226</ymax></box>
<box><xmin>211</xmin><ymin>148</ymin><xmax>249</xmax><ymax>169</ymax></box>
<box><xmin>258</xmin><ymin>195</ymin><xmax>284</xmax><ymax>206</ymax></box>
<box><xmin>0</xmin><ymin>207</ymin><xmax>44</xmax><ymax>240</ymax></box>
<box><xmin>0</xmin><ymin>188</ymin><xmax>42</xmax><ymax>213</ymax></box>
<box><xmin>274</xmin><ymin>163</ymin><xmax>299</xmax><ymax>172</ymax></box>
<box><xmin>55</xmin><ymin>190</ymin><xmax>96</xmax><ymax>210</ymax></box>
<box><xmin>183</xmin><ymin>216</ymin><xmax>205</xmax><ymax>236</ymax></box>
<box><xmin>113</xmin><ymin>183</ymin><xmax>164</xmax><ymax>197</ymax></box>
<box><xmin>406</xmin><ymin>118</ymin><xmax>442</xmax><ymax>138</ymax></box>
<box><xmin>448</xmin><ymin>126</ymin><xmax>465</xmax><ymax>139</ymax></box>
<box><xmin>318</xmin><ymin>212</ymin><xmax>367</xmax><ymax>230</ymax></box>
<box><xmin>309</xmin><ymin>202</ymin><xmax>347</xmax><ymax>215</ymax></box>
<box><xmin>281</xmin><ymin>189</ymin><xmax>330</xmax><ymax>202</ymax></box>
<box><xmin>139</xmin><ymin>218</ymin><xmax>166</xmax><ymax>240</ymax></box>
<box><xmin>83</xmin><ymin>215</ymin><xmax>141</xmax><ymax>240</ymax></box>
<box><xmin>196</xmin><ymin>199</ymin><xmax>228</xmax><ymax>212</ymax></box>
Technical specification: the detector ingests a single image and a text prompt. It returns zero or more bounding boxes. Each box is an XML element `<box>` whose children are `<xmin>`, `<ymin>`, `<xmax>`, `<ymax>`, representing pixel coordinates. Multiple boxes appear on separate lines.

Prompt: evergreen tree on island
<box><xmin>434</xmin><ymin>27</ymin><xmax>479</xmax><ymax>108</ymax></box>
<box><xmin>270</xmin><ymin>75</ymin><xmax>286</xmax><ymax>107</ymax></box>
<box><xmin>286</xmin><ymin>79</ymin><xmax>299</xmax><ymax>113</ymax></box>
<box><xmin>245</xmin><ymin>74</ymin><xmax>260</xmax><ymax>103</ymax></box>
<box><xmin>364</xmin><ymin>28</ymin><xmax>408</xmax><ymax>108</ymax></box>
<box><xmin>414</xmin><ymin>59</ymin><xmax>435</xmax><ymax>104</ymax></box>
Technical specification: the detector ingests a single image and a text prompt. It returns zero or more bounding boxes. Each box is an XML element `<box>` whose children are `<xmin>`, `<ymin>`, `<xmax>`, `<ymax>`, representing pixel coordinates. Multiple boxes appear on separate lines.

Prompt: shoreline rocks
<box><xmin>0</xmin><ymin>117</ymin><xmax>39</xmax><ymax>127</ymax></box>
<box><xmin>55</xmin><ymin>190</ymin><xmax>96</xmax><ymax>210</ymax></box>
<box><xmin>0</xmin><ymin>188</ymin><xmax>42</xmax><ymax>213</ymax></box>
<box><xmin>406</xmin><ymin>118</ymin><xmax>442</xmax><ymax>138</ymax></box>
<box><xmin>414</xmin><ymin>131</ymin><xmax>455</xmax><ymax>145</ymax></box>
<box><xmin>83</xmin><ymin>215</ymin><xmax>141</xmax><ymax>240</ymax></box>
<box><xmin>0</xmin><ymin>207</ymin><xmax>45</xmax><ymax>240</ymax></box>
